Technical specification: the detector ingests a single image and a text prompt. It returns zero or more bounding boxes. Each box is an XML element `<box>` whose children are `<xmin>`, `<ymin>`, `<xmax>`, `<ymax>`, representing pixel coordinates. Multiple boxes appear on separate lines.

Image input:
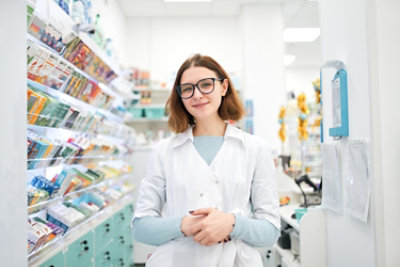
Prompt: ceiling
<box><xmin>116</xmin><ymin>0</ymin><xmax>321</xmax><ymax>68</ymax></box>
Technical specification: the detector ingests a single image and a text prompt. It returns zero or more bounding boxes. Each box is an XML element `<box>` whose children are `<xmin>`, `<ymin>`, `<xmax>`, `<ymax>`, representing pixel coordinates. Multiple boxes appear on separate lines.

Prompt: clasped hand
<box><xmin>180</xmin><ymin>207</ymin><xmax>235</xmax><ymax>246</ymax></box>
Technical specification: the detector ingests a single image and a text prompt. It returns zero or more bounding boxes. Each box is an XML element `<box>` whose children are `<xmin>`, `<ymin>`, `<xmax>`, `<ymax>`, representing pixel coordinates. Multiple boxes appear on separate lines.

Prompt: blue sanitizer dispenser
<box><xmin>320</xmin><ymin>60</ymin><xmax>349</xmax><ymax>141</ymax></box>
<box><xmin>329</xmin><ymin>68</ymin><xmax>349</xmax><ymax>138</ymax></box>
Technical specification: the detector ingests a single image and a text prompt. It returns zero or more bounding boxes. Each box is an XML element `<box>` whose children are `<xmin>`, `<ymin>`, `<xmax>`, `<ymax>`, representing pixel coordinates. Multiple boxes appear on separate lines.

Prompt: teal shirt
<box><xmin>132</xmin><ymin>136</ymin><xmax>279</xmax><ymax>247</ymax></box>
<box><xmin>193</xmin><ymin>136</ymin><xmax>224</xmax><ymax>165</ymax></box>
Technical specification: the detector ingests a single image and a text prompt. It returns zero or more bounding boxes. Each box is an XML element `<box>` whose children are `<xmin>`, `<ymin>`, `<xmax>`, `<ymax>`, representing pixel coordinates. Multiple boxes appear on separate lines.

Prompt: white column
<box><xmin>0</xmin><ymin>1</ymin><xmax>27</xmax><ymax>266</ymax></box>
<box><xmin>319</xmin><ymin>0</ymin><xmax>377</xmax><ymax>266</ymax></box>
<box><xmin>240</xmin><ymin>4</ymin><xmax>285</xmax><ymax>150</ymax></box>
<box><xmin>368</xmin><ymin>0</ymin><xmax>400</xmax><ymax>266</ymax></box>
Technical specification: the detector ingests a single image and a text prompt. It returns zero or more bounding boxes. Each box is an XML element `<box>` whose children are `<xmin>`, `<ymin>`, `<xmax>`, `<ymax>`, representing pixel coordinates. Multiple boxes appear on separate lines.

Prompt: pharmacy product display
<box><xmin>26</xmin><ymin>1</ymin><xmax>136</xmax><ymax>265</ymax></box>
<box><xmin>126</xmin><ymin>69</ymin><xmax>168</xmax><ymax>122</ymax></box>
<box><xmin>278</xmin><ymin>88</ymin><xmax>322</xmax><ymax>179</ymax></box>
<box><xmin>28</xmin><ymin>165</ymin><xmax>133</xmax><ymax>253</ymax></box>
<box><xmin>122</xmin><ymin>68</ymin><xmax>172</xmax><ymax>146</ymax></box>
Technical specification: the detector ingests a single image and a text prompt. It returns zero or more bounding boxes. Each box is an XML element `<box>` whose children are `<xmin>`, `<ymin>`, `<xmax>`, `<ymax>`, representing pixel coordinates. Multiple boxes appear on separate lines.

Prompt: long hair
<box><xmin>166</xmin><ymin>54</ymin><xmax>245</xmax><ymax>133</ymax></box>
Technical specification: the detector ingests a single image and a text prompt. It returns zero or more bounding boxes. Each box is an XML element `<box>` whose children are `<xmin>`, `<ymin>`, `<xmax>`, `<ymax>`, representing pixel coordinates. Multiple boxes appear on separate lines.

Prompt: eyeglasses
<box><xmin>176</xmin><ymin>77</ymin><xmax>224</xmax><ymax>99</ymax></box>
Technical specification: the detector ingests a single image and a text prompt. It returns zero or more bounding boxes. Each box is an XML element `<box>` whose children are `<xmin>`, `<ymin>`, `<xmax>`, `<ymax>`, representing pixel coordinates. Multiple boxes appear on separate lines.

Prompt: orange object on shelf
<box><xmin>279</xmin><ymin>196</ymin><xmax>290</xmax><ymax>206</ymax></box>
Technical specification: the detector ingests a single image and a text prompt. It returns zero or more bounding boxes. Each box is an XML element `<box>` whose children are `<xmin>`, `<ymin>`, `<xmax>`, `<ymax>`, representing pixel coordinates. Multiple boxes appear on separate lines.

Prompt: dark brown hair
<box><xmin>166</xmin><ymin>54</ymin><xmax>245</xmax><ymax>133</ymax></box>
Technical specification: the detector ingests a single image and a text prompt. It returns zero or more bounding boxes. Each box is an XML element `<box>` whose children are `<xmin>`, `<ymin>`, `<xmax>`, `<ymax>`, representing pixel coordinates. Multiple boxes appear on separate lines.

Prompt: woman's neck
<box><xmin>193</xmin><ymin>117</ymin><xmax>226</xmax><ymax>137</ymax></box>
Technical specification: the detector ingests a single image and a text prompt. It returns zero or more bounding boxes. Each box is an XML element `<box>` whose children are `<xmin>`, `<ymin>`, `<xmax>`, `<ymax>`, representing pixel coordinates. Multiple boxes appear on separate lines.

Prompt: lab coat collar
<box><xmin>172</xmin><ymin>125</ymin><xmax>195</xmax><ymax>148</ymax></box>
<box><xmin>171</xmin><ymin>123</ymin><xmax>245</xmax><ymax>148</ymax></box>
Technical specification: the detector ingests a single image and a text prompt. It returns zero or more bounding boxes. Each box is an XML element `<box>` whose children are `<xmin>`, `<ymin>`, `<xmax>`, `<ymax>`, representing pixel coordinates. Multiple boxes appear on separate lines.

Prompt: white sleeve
<box><xmin>133</xmin><ymin>144</ymin><xmax>166</xmax><ymax>219</ymax></box>
<box><xmin>250</xmin><ymin>142</ymin><xmax>281</xmax><ymax>229</ymax></box>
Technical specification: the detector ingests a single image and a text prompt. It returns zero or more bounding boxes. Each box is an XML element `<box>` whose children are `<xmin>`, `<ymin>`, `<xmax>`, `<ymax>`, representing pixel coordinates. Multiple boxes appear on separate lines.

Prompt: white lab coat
<box><xmin>134</xmin><ymin>123</ymin><xmax>280</xmax><ymax>267</ymax></box>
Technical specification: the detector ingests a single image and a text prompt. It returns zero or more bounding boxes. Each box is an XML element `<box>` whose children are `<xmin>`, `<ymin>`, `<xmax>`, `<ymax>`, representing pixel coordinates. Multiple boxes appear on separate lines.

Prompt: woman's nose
<box><xmin>192</xmin><ymin>86</ymin><xmax>204</xmax><ymax>99</ymax></box>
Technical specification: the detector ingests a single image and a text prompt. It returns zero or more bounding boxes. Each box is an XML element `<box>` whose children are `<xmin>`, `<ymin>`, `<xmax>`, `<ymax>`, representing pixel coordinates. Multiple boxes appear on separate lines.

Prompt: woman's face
<box><xmin>179</xmin><ymin>66</ymin><xmax>228</xmax><ymax>122</ymax></box>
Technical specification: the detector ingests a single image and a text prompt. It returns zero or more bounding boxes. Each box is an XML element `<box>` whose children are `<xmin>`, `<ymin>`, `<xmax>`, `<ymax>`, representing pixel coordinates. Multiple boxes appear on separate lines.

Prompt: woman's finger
<box><xmin>189</xmin><ymin>207</ymin><xmax>213</xmax><ymax>216</ymax></box>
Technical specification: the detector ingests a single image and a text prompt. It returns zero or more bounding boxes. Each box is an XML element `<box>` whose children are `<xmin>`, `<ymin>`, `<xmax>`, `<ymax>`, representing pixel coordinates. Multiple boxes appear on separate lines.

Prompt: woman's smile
<box><xmin>192</xmin><ymin>102</ymin><xmax>209</xmax><ymax>109</ymax></box>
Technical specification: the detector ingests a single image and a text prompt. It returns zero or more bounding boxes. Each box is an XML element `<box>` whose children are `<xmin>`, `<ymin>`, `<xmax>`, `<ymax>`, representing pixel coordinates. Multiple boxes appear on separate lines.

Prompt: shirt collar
<box><xmin>171</xmin><ymin>123</ymin><xmax>244</xmax><ymax>148</ymax></box>
<box><xmin>224</xmin><ymin>123</ymin><xmax>245</xmax><ymax>145</ymax></box>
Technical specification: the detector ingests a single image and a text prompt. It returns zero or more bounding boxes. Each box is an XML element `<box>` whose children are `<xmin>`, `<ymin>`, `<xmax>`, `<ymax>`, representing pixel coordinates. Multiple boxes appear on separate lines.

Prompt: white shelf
<box><xmin>279</xmin><ymin>205</ymin><xmax>300</xmax><ymax>232</ymax></box>
<box><xmin>126</xmin><ymin>117</ymin><xmax>168</xmax><ymax>123</ymax></box>
<box><xmin>132</xmin><ymin>104</ymin><xmax>166</xmax><ymax>109</ymax></box>
<box><xmin>132</xmin><ymin>87</ymin><xmax>171</xmax><ymax>92</ymax></box>
<box><xmin>27</xmin><ymin>123</ymin><xmax>128</xmax><ymax>145</ymax></box>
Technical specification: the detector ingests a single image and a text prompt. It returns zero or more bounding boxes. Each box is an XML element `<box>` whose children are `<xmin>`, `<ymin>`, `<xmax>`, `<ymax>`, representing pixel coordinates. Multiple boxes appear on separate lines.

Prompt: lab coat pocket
<box><xmin>234</xmin><ymin>240</ymin><xmax>263</xmax><ymax>267</ymax></box>
<box><xmin>145</xmin><ymin>241</ymin><xmax>175</xmax><ymax>267</ymax></box>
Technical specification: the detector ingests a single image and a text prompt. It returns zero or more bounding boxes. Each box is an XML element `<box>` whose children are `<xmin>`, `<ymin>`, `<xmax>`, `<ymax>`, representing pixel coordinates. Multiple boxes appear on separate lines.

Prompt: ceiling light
<box><xmin>284</xmin><ymin>55</ymin><xmax>296</xmax><ymax>66</ymax></box>
<box><xmin>283</xmin><ymin>28</ymin><xmax>320</xmax><ymax>42</ymax></box>
<box><xmin>164</xmin><ymin>0</ymin><xmax>212</xmax><ymax>2</ymax></box>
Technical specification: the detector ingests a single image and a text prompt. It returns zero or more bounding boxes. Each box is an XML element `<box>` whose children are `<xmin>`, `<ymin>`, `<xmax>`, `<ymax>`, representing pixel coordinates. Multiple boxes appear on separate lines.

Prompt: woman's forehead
<box><xmin>181</xmin><ymin>66</ymin><xmax>216</xmax><ymax>84</ymax></box>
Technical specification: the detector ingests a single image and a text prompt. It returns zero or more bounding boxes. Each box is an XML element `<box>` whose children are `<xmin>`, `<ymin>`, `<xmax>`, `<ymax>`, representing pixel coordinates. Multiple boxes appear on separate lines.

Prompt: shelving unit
<box><xmin>126</xmin><ymin>87</ymin><xmax>171</xmax><ymax>147</ymax></box>
<box><xmin>303</xmin><ymin>102</ymin><xmax>322</xmax><ymax>178</ymax></box>
<box><xmin>29</xmin><ymin>195</ymin><xmax>135</xmax><ymax>267</ymax></box>
<box><xmin>25</xmin><ymin>1</ymin><xmax>136</xmax><ymax>266</ymax></box>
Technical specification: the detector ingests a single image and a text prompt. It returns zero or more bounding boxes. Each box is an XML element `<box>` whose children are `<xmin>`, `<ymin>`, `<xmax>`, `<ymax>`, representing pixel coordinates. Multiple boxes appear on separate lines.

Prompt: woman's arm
<box><xmin>228</xmin><ymin>140</ymin><xmax>281</xmax><ymax>247</ymax></box>
<box><xmin>230</xmin><ymin>215</ymin><xmax>279</xmax><ymax>247</ymax></box>
<box><xmin>132</xmin><ymin>214</ymin><xmax>209</xmax><ymax>246</ymax></box>
<box><xmin>131</xmin><ymin>216</ymin><xmax>184</xmax><ymax>246</ymax></box>
<box><xmin>188</xmin><ymin>208</ymin><xmax>279</xmax><ymax>247</ymax></box>
<box><xmin>250</xmin><ymin>142</ymin><xmax>281</xmax><ymax>229</ymax></box>
<box><xmin>133</xmin><ymin>143</ymin><xmax>166</xmax><ymax>219</ymax></box>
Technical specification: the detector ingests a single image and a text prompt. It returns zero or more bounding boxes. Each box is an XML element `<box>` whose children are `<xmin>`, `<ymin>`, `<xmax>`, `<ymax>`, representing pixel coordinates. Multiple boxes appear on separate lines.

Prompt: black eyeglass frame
<box><xmin>176</xmin><ymin>77</ymin><xmax>224</xmax><ymax>99</ymax></box>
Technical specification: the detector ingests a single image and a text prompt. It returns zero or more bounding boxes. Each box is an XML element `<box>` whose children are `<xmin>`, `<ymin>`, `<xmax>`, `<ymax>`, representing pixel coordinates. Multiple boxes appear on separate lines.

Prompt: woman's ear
<box><xmin>222</xmin><ymin>79</ymin><xmax>228</xmax><ymax>96</ymax></box>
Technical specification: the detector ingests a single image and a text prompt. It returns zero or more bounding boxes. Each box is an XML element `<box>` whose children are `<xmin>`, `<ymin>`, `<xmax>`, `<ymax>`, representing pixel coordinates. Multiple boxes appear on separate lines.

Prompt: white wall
<box><xmin>0</xmin><ymin>1</ymin><xmax>27</xmax><ymax>266</ymax></box>
<box><xmin>124</xmin><ymin>6</ymin><xmax>286</xmax><ymax>149</ymax></box>
<box><xmin>319</xmin><ymin>0</ymin><xmax>376</xmax><ymax>266</ymax></box>
<box><xmin>368</xmin><ymin>0</ymin><xmax>400</xmax><ymax>266</ymax></box>
<box><xmin>91</xmin><ymin>0</ymin><xmax>129</xmax><ymax>67</ymax></box>
<box><xmin>125</xmin><ymin>16</ymin><xmax>242</xmax><ymax>88</ymax></box>
<box><xmin>285</xmin><ymin>67</ymin><xmax>319</xmax><ymax>101</ymax></box>
<box><xmin>240</xmin><ymin>4</ymin><xmax>285</xmax><ymax>149</ymax></box>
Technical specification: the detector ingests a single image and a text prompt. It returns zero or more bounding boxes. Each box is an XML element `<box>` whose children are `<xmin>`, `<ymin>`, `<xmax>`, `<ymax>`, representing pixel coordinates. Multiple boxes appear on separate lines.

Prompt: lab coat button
<box><xmin>200</xmin><ymin>193</ymin><xmax>204</xmax><ymax>197</ymax></box>
<box><xmin>215</xmin><ymin>180</ymin><xmax>219</xmax><ymax>184</ymax></box>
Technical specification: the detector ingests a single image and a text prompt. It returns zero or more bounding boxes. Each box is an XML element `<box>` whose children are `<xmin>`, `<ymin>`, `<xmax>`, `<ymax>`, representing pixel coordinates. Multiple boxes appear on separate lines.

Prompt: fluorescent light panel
<box><xmin>284</xmin><ymin>55</ymin><xmax>296</xmax><ymax>66</ymax></box>
<box><xmin>164</xmin><ymin>0</ymin><xmax>212</xmax><ymax>2</ymax></box>
<box><xmin>283</xmin><ymin>28</ymin><xmax>320</xmax><ymax>43</ymax></box>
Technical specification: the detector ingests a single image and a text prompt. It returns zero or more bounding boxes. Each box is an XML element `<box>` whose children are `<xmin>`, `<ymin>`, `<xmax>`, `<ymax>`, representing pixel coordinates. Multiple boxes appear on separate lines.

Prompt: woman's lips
<box><xmin>192</xmin><ymin>102</ymin><xmax>208</xmax><ymax>108</ymax></box>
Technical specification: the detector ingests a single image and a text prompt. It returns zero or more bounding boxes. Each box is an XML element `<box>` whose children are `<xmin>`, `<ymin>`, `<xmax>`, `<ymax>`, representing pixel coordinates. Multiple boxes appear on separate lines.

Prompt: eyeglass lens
<box><xmin>178</xmin><ymin>78</ymin><xmax>215</xmax><ymax>99</ymax></box>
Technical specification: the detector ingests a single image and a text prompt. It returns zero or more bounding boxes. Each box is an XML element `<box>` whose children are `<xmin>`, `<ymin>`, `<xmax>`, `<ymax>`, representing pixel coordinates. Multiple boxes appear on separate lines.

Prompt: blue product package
<box><xmin>46</xmin><ymin>214</ymin><xmax>69</xmax><ymax>234</ymax></box>
<box><xmin>32</xmin><ymin>176</ymin><xmax>59</xmax><ymax>196</ymax></box>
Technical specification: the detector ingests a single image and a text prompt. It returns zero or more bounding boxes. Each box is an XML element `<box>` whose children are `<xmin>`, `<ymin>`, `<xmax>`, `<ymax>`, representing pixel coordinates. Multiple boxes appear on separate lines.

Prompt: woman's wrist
<box><xmin>228</xmin><ymin>213</ymin><xmax>236</xmax><ymax>235</ymax></box>
<box><xmin>180</xmin><ymin>215</ymin><xmax>188</xmax><ymax>237</ymax></box>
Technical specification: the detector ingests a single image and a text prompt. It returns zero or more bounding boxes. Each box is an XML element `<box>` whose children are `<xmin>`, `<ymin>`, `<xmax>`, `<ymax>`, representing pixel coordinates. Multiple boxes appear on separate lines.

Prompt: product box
<box><xmin>28</xmin><ymin>15</ymin><xmax>47</xmax><ymax>40</ymax></box>
<box><xmin>63</xmin><ymin>37</ymin><xmax>82</xmax><ymax>60</ymax></box>
<box><xmin>61</xmin><ymin>107</ymin><xmax>80</xmax><ymax>129</ymax></box>
<box><xmin>54</xmin><ymin>168</ymin><xmax>77</xmax><ymax>196</ymax></box>
<box><xmin>27</xmin><ymin>221</ymin><xmax>48</xmax><ymax>252</ymax></box>
<box><xmin>27</xmin><ymin>87</ymin><xmax>49</xmax><ymax>124</ymax></box>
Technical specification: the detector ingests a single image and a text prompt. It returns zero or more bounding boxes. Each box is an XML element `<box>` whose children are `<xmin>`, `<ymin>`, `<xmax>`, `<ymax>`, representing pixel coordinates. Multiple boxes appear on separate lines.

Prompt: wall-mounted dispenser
<box><xmin>320</xmin><ymin>60</ymin><xmax>349</xmax><ymax>141</ymax></box>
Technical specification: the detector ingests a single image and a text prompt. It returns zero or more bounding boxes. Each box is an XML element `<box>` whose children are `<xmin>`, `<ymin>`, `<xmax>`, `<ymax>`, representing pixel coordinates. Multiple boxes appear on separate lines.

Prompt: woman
<box><xmin>132</xmin><ymin>54</ymin><xmax>280</xmax><ymax>267</ymax></box>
